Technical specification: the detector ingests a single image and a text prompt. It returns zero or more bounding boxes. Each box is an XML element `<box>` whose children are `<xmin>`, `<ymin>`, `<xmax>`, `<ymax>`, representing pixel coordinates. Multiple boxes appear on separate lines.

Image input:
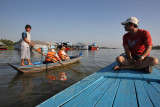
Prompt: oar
<box><xmin>33</xmin><ymin>48</ymin><xmax>82</xmax><ymax>74</ymax></box>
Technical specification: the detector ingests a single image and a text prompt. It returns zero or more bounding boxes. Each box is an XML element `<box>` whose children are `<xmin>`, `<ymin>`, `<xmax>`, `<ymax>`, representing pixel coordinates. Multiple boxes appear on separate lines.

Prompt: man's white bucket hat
<box><xmin>121</xmin><ymin>17</ymin><xmax>139</xmax><ymax>26</ymax></box>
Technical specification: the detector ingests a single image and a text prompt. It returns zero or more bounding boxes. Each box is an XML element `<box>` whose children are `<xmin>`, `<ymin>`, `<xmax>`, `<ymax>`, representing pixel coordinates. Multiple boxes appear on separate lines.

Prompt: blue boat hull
<box><xmin>37</xmin><ymin>62</ymin><xmax>160</xmax><ymax>107</ymax></box>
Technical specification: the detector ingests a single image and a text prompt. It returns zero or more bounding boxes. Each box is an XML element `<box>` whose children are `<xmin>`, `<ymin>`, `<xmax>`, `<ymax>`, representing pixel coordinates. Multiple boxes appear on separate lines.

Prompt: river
<box><xmin>0</xmin><ymin>49</ymin><xmax>159</xmax><ymax>107</ymax></box>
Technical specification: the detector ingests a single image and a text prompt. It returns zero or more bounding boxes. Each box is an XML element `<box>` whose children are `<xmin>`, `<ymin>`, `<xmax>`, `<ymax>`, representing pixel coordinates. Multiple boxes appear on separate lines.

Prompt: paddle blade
<box><xmin>36</xmin><ymin>48</ymin><xmax>42</xmax><ymax>52</ymax></box>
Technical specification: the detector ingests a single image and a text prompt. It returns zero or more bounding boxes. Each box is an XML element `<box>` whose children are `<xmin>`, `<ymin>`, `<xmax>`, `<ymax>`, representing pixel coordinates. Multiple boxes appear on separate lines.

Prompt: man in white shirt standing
<box><xmin>20</xmin><ymin>24</ymin><xmax>35</xmax><ymax>66</ymax></box>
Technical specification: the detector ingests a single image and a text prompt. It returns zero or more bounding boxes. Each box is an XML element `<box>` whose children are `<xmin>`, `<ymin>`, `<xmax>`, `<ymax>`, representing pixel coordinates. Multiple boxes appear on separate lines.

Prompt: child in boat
<box><xmin>20</xmin><ymin>24</ymin><xmax>35</xmax><ymax>66</ymax></box>
<box><xmin>58</xmin><ymin>46</ymin><xmax>70</xmax><ymax>61</ymax></box>
<box><xmin>44</xmin><ymin>48</ymin><xmax>61</xmax><ymax>64</ymax></box>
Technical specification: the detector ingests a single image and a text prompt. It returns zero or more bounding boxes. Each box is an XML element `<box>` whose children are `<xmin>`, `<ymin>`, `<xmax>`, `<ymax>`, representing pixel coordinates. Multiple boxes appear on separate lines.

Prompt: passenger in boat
<box><xmin>43</xmin><ymin>49</ymin><xmax>61</xmax><ymax>64</ymax></box>
<box><xmin>58</xmin><ymin>46</ymin><xmax>70</xmax><ymax>61</ymax></box>
<box><xmin>113</xmin><ymin>17</ymin><xmax>159</xmax><ymax>73</ymax></box>
<box><xmin>20</xmin><ymin>24</ymin><xmax>35</xmax><ymax>66</ymax></box>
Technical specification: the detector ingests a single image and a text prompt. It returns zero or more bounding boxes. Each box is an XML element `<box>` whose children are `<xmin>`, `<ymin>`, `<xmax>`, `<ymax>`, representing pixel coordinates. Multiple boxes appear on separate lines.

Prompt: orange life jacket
<box><xmin>45</xmin><ymin>52</ymin><xmax>58</xmax><ymax>62</ymax></box>
<box><xmin>58</xmin><ymin>50</ymin><xmax>68</xmax><ymax>60</ymax></box>
<box><xmin>58</xmin><ymin>50</ymin><xmax>63</xmax><ymax>58</ymax></box>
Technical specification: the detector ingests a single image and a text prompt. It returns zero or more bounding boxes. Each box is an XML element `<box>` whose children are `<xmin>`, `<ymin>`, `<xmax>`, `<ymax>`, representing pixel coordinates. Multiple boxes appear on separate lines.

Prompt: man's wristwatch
<box><xmin>140</xmin><ymin>56</ymin><xmax>144</xmax><ymax>60</ymax></box>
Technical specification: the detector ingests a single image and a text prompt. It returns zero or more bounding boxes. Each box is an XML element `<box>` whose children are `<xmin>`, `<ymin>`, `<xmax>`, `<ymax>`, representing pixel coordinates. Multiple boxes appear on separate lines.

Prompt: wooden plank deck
<box><xmin>37</xmin><ymin>62</ymin><xmax>160</xmax><ymax>107</ymax></box>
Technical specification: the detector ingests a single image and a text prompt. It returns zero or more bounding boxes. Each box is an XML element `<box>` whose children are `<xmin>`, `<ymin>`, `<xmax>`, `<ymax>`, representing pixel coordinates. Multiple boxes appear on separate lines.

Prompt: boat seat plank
<box><xmin>141</xmin><ymin>72</ymin><xmax>160</xmax><ymax>82</ymax></box>
<box><xmin>117</xmin><ymin>70</ymin><xmax>144</xmax><ymax>80</ymax></box>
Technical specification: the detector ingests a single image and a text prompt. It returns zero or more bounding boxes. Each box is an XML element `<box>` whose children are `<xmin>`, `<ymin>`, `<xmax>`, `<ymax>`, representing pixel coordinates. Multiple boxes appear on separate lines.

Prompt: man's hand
<box><xmin>127</xmin><ymin>57</ymin><xmax>136</xmax><ymax>64</ymax></box>
<box><xmin>24</xmin><ymin>38</ymin><xmax>35</xmax><ymax>47</ymax></box>
<box><xmin>31</xmin><ymin>44</ymin><xmax>35</xmax><ymax>47</ymax></box>
<box><xmin>137</xmin><ymin>57</ymin><xmax>144</xmax><ymax>62</ymax></box>
<box><xmin>135</xmin><ymin>57</ymin><xmax>144</xmax><ymax>69</ymax></box>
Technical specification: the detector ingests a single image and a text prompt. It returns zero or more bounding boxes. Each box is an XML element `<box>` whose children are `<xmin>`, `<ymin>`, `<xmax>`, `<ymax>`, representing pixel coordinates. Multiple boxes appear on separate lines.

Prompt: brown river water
<box><xmin>0</xmin><ymin>49</ymin><xmax>160</xmax><ymax>107</ymax></box>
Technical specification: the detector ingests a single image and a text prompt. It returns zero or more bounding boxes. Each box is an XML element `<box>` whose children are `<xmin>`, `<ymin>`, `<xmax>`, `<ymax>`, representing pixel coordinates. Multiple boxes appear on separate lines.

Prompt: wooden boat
<box><xmin>0</xmin><ymin>42</ymin><xmax>8</xmax><ymax>50</ymax></box>
<box><xmin>0</xmin><ymin>47</ymin><xmax>8</xmax><ymax>50</ymax></box>
<box><xmin>37</xmin><ymin>61</ymin><xmax>160</xmax><ymax>107</ymax></box>
<box><xmin>9</xmin><ymin>52</ymin><xmax>82</xmax><ymax>73</ymax></box>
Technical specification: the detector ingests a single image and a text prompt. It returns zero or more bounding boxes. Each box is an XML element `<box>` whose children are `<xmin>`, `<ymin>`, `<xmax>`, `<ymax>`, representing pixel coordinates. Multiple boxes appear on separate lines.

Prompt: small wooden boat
<box><xmin>9</xmin><ymin>52</ymin><xmax>82</xmax><ymax>73</ymax></box>
<box><xmin>0</xmin><ymin>46</ymin><xmax>8</xmax><ymax>50</ymax></box>
<box><xmin>37</xmin><ymin>61</ymin><xmax>160</xmax><ymax>107</ymax></box>
<box><xmin>0</xmin><ymin>47</ymin><xmax>8</xmax><ymax>50</ymax></box>
<box><xmin>0</xmin><ymin>42</ymin><xmax>8</xmax><ymax>50</ymax></box>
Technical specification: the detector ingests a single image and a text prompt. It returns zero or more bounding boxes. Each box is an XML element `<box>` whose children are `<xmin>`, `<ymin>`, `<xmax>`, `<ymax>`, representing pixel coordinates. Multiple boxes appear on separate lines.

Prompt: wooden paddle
<box><xmin>32</xmin><ymin>48</ymin><xmax>82</xmax><ymax>74</ymax></box>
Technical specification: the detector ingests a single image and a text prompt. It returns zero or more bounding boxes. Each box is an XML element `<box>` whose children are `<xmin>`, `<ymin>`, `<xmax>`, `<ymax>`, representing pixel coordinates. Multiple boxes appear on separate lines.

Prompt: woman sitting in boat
<box><xmin>43</xmin><ymin>49</ymin><xmax>61</xmax><ymax>64</ymax></box>
<box><xmin>58</xmin><ymin>46</ymin><xmax>70</xmax><ymax>61</ymax></box>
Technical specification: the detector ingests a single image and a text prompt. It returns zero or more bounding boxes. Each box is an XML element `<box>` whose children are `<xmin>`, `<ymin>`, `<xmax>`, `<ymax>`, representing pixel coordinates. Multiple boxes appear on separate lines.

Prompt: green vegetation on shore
<box><xmin>7</xmin><ymin>46</ymin><xmax>14</xmax><ymax>50</ymax></box>
<box><xmin>0</xmin><ymin>39</ymin><xmax>17</xmax><ymax>50</ymax></box>
<box><xmin>152</xmin><ymin>45</ymin><xmax>160</xmax><ymax>50</ymax></box>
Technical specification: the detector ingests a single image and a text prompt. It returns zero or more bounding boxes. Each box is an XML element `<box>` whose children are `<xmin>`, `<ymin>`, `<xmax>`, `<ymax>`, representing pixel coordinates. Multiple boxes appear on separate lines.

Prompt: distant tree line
<box><xmin>152</xmin><ymin>45</ymin><xmax>160</xmax><ymax>50</ymax></box>
<box><xmin>0</xmin><ymin>39</ymin><xmax>17</xmax><ymax>46</ymax></box>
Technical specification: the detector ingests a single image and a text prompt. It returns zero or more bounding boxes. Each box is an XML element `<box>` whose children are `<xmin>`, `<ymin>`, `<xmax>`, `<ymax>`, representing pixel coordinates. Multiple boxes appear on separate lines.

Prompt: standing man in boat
<box><xmin>20</xmin><ymin>24</ymin><xmax>35</xmax><ymax>66</ymax></box>
<box><xmin>113</xmin><ymin>17</ymin><xmax>159</xmax><ymax>73</ymax></box>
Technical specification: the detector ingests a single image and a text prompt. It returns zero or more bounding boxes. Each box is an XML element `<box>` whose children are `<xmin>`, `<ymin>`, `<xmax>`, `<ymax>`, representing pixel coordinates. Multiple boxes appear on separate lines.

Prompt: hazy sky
<box><xmin>0</xmin><ymin>0</ymin><xmax>160</xmax><ymax>48</ymax></box>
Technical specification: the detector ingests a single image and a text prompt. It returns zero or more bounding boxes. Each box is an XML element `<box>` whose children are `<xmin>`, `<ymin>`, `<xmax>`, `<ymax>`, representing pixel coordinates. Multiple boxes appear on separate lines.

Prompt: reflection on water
<box><xmin>46</xmin><ymin>72</ymin><xmax>68</xmax><ymax>82</ymax></box>
<box><xmin>0</xmin><ymin>49</ymin><xmax>160</xmax><ymax>107</ymax></box>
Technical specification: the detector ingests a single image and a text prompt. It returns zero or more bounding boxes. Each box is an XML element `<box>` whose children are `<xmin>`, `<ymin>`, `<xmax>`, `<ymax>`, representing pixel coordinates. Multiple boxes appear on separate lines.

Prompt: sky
<box><xmin>0</xmin><ymin>0</ymin><xmax>160</xmax><ymax>48</ymax></box>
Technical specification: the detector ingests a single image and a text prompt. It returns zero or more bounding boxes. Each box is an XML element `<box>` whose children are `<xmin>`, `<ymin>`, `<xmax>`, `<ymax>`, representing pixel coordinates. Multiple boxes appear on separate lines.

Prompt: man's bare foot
<box><xmin>20</xmin><ymin>63</ymin><xmax>26</xmax><ymax>66</ymax></box>
<box><xmin>113</xmin><ymin>65</ymin><xmax>121</xmax><ymax>71</ymax></box>
<box><xmin>28</xmin><ymin>63</ymin><xmax>34</xmax><ymax>65</ymax></box>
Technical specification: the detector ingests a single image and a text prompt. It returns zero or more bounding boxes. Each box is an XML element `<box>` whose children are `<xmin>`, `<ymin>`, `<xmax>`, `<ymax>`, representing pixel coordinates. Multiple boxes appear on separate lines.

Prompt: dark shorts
<box><xmin>123</xmin><ymin>55</ymin><xmax>150</xmax><ymax>60</ymax></box>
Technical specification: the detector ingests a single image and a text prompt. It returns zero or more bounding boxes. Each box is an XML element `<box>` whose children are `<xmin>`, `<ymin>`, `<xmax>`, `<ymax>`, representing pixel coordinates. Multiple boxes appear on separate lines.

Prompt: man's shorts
<box><xmin>122</xmin><ymin>54</ymin><xmax>150</xmax><ymax>60</ymax></box>
<box><xmin>21</xmin><ymin>46</ymin><xmax>30</xmax><ymax>59</ymax></box>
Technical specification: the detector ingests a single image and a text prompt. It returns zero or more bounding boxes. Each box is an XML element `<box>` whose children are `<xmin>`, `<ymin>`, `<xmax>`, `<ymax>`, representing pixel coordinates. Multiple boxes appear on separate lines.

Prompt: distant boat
<box><xmin>0</xmin><ymin>47</ymin><xmax>8</xmax><ymax>50</ymax></box>
<box><xmin>0</xmin><ymin>41</ymin><xmax>7</xmax><ymax>50</ymax></box>
<box><xmin>89</xmin><ymin>43</ymin><xmax>99</xmax><ymax>50</ymax></box>
<box><xmin>73</xmin><ymin>42</ymin><xmax>88</xmax><ymax>50</ymax></box>
<box><xmin>65</xmin><ymin>47</ymin><xmax>73</xmax><ymax>50</ymax></box>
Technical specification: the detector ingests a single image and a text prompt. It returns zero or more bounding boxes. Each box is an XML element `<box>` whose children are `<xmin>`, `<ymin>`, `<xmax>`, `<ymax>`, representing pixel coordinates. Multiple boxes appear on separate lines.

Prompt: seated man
<box><xmin>113</xmin><ymin>17</ymin><xmax>159</xmax><ymax>73</ymax></box>
<box><xmin>58</xmin><ymin>46</ymin><xmax>70</xmax><ymax>61</ymax></box>
<box><xmin>43</xmin><ymin>49</ymin><xmax>61</xmax><ymax>64</ymax></box>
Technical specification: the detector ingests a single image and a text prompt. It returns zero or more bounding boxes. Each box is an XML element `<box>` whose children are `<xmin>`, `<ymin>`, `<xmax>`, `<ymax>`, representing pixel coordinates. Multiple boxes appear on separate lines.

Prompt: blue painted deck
<box><xmin>37</xmin><ymin>62</ymin><xmax>160</xmax><ymax>107</ymax></box>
